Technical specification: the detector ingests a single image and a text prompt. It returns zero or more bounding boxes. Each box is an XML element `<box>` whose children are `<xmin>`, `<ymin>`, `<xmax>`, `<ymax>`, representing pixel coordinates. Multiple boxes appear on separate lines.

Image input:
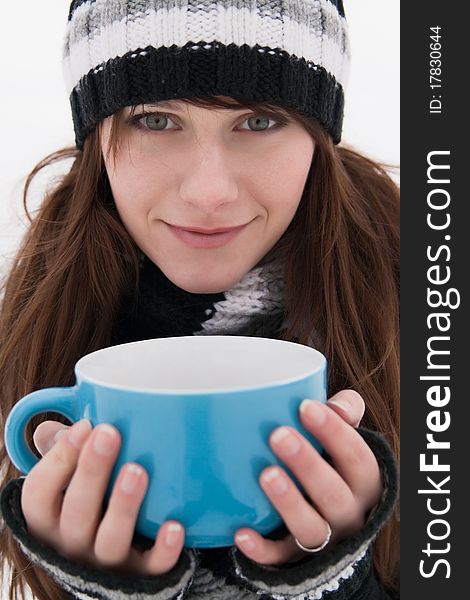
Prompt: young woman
<box><xmin>0</xmin><ymin>1</ymin><xmax>400</xmax><ymax>599</ymax></box>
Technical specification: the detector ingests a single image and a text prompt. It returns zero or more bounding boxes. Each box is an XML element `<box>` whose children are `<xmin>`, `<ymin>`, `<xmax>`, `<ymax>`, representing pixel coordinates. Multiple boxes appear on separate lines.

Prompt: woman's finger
<box><xmin>134</xmin><ymin>521</ymin><xmax>185</xmax><ymax>576</ymax></box>
<box><xmin>299</xmin><ymin>401</ymin><xmax>382</xmax><ymax>506</ymax></box>
<box><xmin>33</xmin><ymin>420</ymin><xmax>71</xmax><ymax>456</ymax></box>
<box><xmin>326</xmin><ymin>390</ymin><xmax>365</xmax><ymax>428</ymax></box>
<box><xmin>59</xmin><ymin>424</ymin><xmax>121</xmax><ymax>557</ymax></box>
<box><xmin>259</xmin><ymin>464</ymin><xmax>348</xmax><ymax>545</ymax></box>
<box><xmin>21</xmin><ymin>419</ymin><xmax>92</xmax><ymax>540</ymax></box>
<box><xmin>235</xmin><ymin>528</ymin><xmax>306</xmax><ymax>566</ymax></box>
<box><xmin>94</xmin><ymin>462</ymin><xmax>149</xmax><ymax>566</ymax></box>
<box><xmin>268</xmin><ymin>425</ymin><xmax>358</xmax><ymax>531</ymax></box>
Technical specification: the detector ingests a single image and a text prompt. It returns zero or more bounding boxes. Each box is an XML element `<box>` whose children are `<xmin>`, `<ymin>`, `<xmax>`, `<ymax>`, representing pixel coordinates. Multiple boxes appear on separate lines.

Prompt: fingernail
<box><xmin>299</xmin><ymin>400</ymin><xmax>326</xmax><ymax>425</ymax></box>
<box><xmin>68</xmin><ymin>420</ymin><xmax>92</xmax><ymax>449</ymax></box>
<box><xmin>165</xmin><ymin>523</ymin><xmax>183</xmax><ymax>547</ymax></box>
<box><xmin>271</xmin><ymin>427</ymin><xmax>301</xmax><ymax>456</ymax></box>
<box><xmin>93</xmin><ymin>424</ymin><xmax>117</xmax><ymax>455</ymax></box>
<box><xmin>121</xmin><ymin>464</ymin><xmax>143</xmax><ymax>494</ymax></box>
<box><xmin>236</xmin><ymin>533</ymin><xmax>256</xmax><ymax>551</ymax></box>
<box><xmin>328</xmin><ymin>397</ymin><xmax>350</xmax><ymax>414</ymax></box>
<box><xmin>262</xmin><ymin>468</ymin><xmax>288</xmax><ymax>494</ymax></box>
<box><xmin>53</xmin><ymin>428</ymin><xmax>68</xmax><ymax>444</ymax></box>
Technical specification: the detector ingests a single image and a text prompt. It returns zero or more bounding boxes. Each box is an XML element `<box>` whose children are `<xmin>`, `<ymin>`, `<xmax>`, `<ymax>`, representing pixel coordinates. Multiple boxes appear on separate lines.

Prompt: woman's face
<box><xmin>100</xmin><ymin>97</ymin><xmax>315</xmax><ymax>293</ymax></box>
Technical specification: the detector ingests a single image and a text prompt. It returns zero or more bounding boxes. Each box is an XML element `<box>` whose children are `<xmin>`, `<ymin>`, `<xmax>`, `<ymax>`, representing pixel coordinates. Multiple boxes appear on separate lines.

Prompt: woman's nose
<box><xmin>179</xmin><ymin>143</ymin><xmax>239</xmax><ymax>212</ymax></box>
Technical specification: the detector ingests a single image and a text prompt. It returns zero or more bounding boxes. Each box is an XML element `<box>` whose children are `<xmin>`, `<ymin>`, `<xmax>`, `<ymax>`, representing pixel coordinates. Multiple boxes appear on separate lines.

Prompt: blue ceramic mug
<box><xmin>4</xmin><ymin>335</ymin><xmax>327</xmax><ymax>547</ymax></box>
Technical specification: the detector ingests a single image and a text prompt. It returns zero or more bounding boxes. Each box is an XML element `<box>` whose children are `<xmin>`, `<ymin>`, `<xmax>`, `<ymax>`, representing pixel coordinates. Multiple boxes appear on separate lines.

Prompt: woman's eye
<box><xmin>131</xmin><ymin>112</ymin><xmax>284</xmax><ymax>133</ymax></box>
<box><xmin>140</xmin><ymin>112</ymin><xmax>173</xmax><ymax>131</ymax></box>
<box><xmin>239</xmin><ymin>116</ymin><xmax>277</xmax><ymax>132</ymax></box>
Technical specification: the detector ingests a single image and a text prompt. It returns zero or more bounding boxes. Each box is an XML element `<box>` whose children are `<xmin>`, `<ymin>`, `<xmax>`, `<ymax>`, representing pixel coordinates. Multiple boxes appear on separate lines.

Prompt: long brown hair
<box><xmin>0</xmin><ymin>95</ymin><xmax>399</xmax><ymax>599</ymax></box>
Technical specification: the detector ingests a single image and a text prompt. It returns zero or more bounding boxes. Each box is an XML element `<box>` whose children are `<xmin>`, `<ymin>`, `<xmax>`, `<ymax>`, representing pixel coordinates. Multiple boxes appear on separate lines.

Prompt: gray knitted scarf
<box><xmin>111</xmin><ymin>253</ymin><xmax>288</xmax><ymax>345</ymax></box>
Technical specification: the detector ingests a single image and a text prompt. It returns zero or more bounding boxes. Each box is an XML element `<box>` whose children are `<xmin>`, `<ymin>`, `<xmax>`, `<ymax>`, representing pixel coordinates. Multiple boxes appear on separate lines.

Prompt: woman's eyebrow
<box><xmin>139</xmin><ymin>101</ymin><xmax>248</xmax><ymax>113</ymax></box>
<box><xmin>143</xmin><ymin>101</ymin><xmax>185</xmax><ymax>110</ymax></box>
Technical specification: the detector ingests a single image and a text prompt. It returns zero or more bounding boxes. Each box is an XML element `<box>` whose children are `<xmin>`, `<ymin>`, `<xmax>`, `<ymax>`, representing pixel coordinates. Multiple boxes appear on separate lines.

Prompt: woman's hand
<box><xmin>234</xmin><ymin>390</ymin><xmax>383</xmax><ymax>565</ymax></box>
<box><xmin>22</xmin><ymin>420</ymin><xmax>185</xmax><ymax>575</ymax></box>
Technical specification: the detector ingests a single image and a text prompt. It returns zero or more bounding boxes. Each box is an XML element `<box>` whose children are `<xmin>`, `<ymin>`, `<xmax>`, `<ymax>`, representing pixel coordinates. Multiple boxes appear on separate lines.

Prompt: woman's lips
<box><xmin>165</xmin><ymin>222</ymin><xmax>248</xmax><ymax>249</ymax></box>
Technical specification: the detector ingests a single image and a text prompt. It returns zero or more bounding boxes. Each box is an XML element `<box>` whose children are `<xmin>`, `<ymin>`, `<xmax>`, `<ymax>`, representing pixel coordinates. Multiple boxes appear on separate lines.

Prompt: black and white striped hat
<box><xmin>64</xmin><ymin>0</ymin><xmax>350</xmax><ymax>150</ymax></box>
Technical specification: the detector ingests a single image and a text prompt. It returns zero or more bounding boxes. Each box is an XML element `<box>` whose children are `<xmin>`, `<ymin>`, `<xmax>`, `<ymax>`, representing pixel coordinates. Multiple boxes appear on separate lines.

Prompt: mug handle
<box><xmin>4</xmin><ymin>386</ymin><xmax>80</xmax><ymax>474</ymax></box>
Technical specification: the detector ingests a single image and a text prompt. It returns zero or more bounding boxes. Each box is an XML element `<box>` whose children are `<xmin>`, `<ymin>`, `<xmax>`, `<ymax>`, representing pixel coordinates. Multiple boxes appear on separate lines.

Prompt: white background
<box><xmin>0</xmin><ymin>1</ymin><xmax>399</xmax><ymax>594</ymax></box>
<box><xmin>0</xmin><ymin>1</ymin><xmax>399</xmax><ymax>270</ymax></box>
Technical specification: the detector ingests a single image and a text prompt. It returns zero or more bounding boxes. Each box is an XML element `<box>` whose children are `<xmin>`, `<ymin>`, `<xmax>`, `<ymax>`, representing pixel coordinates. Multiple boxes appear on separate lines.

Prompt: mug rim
<box><xmin>75</xmin><ymin>335</ymin><xmax>326</xmax><ymax>395</ymax></box>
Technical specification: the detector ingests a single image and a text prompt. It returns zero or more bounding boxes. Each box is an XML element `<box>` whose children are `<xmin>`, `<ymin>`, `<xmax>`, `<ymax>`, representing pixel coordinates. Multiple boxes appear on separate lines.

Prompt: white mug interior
<box><xmin>75</xmin><ymin>336</ymin><xmax>325</xmax><ymax>393</ymax></box>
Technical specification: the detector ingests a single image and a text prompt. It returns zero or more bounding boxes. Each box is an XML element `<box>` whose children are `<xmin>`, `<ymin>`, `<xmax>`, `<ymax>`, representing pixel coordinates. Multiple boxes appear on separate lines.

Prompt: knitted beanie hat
<box><xmin>63</xmin><ymin>0</ymin><xmax>350</xmax><ymax>150</ymax></box>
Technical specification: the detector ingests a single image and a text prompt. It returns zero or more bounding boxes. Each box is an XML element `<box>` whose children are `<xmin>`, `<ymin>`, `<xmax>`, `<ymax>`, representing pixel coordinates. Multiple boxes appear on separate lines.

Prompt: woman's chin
<box><xmin>171</xmin><ymin>275</ymin><xmax>239</xmax><ymax>295</ymax></box>
<box><xmin>156</xmin><ymin>264</ymin><xmax>243</xmax><ymax>294</ymax></box>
